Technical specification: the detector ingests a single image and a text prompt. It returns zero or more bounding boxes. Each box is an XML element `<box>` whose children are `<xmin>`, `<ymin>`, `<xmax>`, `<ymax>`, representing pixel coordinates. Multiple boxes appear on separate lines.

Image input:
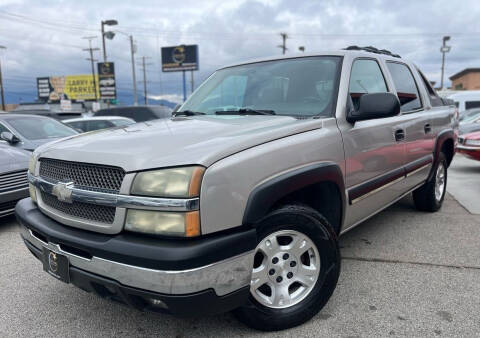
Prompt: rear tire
<box><xmin>413</xmin><ymin>152</ymin><xmax>447</xmax><ymax>212</ymax></box>
<box><xmin>233</xmin><ymin>205</ymin><xmax>340</xmax><ymax>331</ymax></box>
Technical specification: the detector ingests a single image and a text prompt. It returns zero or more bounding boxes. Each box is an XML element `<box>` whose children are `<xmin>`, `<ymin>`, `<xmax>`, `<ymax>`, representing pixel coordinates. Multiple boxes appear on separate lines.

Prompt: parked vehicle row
<box><xmin>16</xmin><ymin>47</ymin><xmax>457</xmax><ymax>330</ymax></box>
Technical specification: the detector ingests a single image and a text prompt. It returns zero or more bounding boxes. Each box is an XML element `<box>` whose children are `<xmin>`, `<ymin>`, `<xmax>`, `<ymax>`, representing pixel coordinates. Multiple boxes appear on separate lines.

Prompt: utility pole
<box><xmin>0</xmin><ymin>46</ymin><xmax>6</xmax><ymax>111</ymax></box>
<box><xmin>129</xmin><ymin>35</ymin><xmax>138</xmax><ymax>105</ymax></box>
<box><xmin>138</xmin><ymin>56</ymin><xmax>152</xmax><ymax>105</ymax></box>
<box><xmin>278</xmin><ymin>33</ymin><xmax>288</xmax><ymax>55</ymax></box>
<box><xmin>440</xmin><ymin>36</ymin><xmax>451</xmax><ymax>90</ymax></box>
<box><xmin>83</xmin><ymin>36</ymin><xmax>100</xmax><ymax>102</ymax></box>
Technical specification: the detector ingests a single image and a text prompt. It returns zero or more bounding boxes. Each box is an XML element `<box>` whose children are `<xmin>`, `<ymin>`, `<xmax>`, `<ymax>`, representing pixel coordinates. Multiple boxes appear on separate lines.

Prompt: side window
<box><xmin>85</xmin><ymin>120</ymin><xmax>113</xmax><ymax>131</ymax></box>
<box><xmin>68</xmin><ymin>121</ymin><xmax>85</xmax><ymax>131</ymax></box>
<box><xmin>465</xmin><ymin>101</ymin><xmax>480</xmax><ymax>110</ymax></box>
<box><xmin>386</xmin><ymin>62</ymin><xmax>422</xmax><ymax>112</ymax></box>
<box><xmin>349</xmin><ymin>59</ymin><xmax>387</xmax><ymax>110</ymax></box>
<box><xmin>0</xmin><ymin>123</ymin><xmax>9</xmax><ymax>134</ymax></box>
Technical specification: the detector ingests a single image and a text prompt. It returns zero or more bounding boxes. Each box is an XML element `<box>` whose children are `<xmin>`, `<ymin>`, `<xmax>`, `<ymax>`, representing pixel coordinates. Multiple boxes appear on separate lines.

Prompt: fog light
<box><xmin>147</xmin><ymin>298</ymin><xmax>168</xmax><ymax>309</ymax></box>
<box><xmin>29</xmin><ymin>183</ymin><xmax>37</xmax><ymax>203</ymax></box>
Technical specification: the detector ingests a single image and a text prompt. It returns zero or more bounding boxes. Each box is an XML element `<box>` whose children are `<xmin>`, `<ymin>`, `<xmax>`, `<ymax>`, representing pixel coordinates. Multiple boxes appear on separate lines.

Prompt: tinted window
<box><xmin>349</xmin><ymin>59</ymin><xmax>387</xmax><ymax>110</ymax></box>
<box><xmin>111</xmin><ymin>119</ymin><xmax>134</xmax><ymax>127</ymax></box>
<box><xmin>387</xmin><ymin>62</ymin><xmax>422</xmax><ymax>112</ymax></box>
<box><xmin>7</xmin><ymin>117</ymin><xmax>77</xmax><ymax>140</ymax></box>
<box><xmin>67</xmin><ymin>121</ymin><xmax>86</xmax><ymax>131</ymax></box>
<box><xmin>180</xmin><ymin>57</ymin><xmax>341</xmax><ymax>117</ymax></box>
<box><xmin>465</xmin><ymin>101</ymin><xmax>480</xmax><ymax>110</ymax></box>
<box><xmin>0</xmin><ymin>122</ymin><xmax>9</xmax><ymax>134</ymax></box>
<box><xmin>85</xmin><ymin>120</ymin><xmax>114</xmax><ymax>131</ymax></box>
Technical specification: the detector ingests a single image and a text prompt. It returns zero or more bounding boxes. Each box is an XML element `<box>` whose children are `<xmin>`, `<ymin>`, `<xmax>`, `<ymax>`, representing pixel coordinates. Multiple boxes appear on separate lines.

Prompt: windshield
<box><xmin>7</xmin><ymin>117</ymin><xmax>77</xmax><ymax>140</ymax></box>
<box><xmin>461</xmin><ymin>109</ymin><xmax>480</xmax><ymax>123</ymax></box>
<box><xmin>179</xmin><ymin>56</ymin><xmax>341</xmax><ymax>117</ymax></box>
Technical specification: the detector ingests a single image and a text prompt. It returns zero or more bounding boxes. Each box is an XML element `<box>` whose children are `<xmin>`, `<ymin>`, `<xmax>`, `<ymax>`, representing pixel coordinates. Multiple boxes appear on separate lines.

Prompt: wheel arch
<box><xmin>428</xmin><ymin>129</ymin><xmax>454</xmax><ymax>180</ymax></box>
<box><xmin>242</xmin><ymin>162</ymin><xmax>346</xmax><ymax>235</ymax></box>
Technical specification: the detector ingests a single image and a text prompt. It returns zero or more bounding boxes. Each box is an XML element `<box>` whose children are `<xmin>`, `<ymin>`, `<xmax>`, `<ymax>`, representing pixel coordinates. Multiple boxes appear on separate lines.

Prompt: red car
<box><xmin>457</xmin><ymin>131</ymin><xmax>480</xmax><ymax>161</ymax></box>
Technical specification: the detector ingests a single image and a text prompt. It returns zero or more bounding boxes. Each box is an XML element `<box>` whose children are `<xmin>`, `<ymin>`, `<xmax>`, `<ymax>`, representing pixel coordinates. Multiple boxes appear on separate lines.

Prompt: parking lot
<box><xmin>1</xmin><ymin>156</ymin><xmax>479</xmax><ymax>337</ymax></box>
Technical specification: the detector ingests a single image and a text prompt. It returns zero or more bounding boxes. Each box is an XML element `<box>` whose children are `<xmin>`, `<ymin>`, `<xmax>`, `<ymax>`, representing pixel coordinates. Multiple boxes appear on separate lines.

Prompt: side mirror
<box><xmin>347</xmin><ymin>92</ymin><xmax>400</xmax><ymax>123</ymax></box>
<box><xmin>0</xmin><ymin>131</ymin><xmax>20</xmax><ymax>144</ymax></box>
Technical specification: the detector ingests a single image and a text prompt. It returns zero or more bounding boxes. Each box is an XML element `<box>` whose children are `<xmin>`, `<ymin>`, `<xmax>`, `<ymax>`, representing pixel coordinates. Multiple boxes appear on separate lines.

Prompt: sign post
<box><xmin>161</xmin><ymin>45</ymin><xmax>198</xmax><ymax>102</ymax></box>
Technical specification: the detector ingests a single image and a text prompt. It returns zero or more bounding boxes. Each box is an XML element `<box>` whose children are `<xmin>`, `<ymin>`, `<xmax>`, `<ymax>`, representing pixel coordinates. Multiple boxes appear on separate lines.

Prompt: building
<box><xmin>449</xmin><ymin>68</ymin><xmax>480</xmax><ymax>90</ymax></box>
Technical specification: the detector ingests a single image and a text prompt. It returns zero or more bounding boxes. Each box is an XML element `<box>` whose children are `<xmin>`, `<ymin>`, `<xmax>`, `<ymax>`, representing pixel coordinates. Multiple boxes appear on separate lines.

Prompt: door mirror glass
<box><xmin>347</xmin><ymin>92</ymin><xmax>400</xmax><ymax>123</ymax></box>
<box><xmin>0</xmin><ymin>131</ymin><xmax>20</xmax><ymax>144</ymax></box>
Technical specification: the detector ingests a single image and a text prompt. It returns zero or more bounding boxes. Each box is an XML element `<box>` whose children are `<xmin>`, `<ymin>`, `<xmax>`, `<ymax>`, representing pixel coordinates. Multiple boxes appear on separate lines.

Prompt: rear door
<box><xmin>340</xmin><ymin>58</ymin><xmax>407</xmax><ymax>228</ymax></box>
<box><xmin>385</xmin><ymin>61</ymin><xmax>435</xmax><ymax>190</ymax></box>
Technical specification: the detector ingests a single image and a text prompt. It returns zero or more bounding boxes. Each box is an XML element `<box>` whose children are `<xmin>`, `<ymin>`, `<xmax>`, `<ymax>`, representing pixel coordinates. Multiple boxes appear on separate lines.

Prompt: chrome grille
<box><xmin>0</xmin><ymin>200</ymin><xmax>18</xmax><ymax>216</ymax></box>
<box><xmin>0</xmin><ymin>170</ymin><xmax>28</xmax><ymax>194</ymax></box>
<box><xmin>39</xmin><ymin>158</ymin><xmax>125</xmax><ymax>193</ymax></box>
<box><xmin>41</xmin><ymin>191</ymin><xmax>116</xmax><ymax>224</ymax></box>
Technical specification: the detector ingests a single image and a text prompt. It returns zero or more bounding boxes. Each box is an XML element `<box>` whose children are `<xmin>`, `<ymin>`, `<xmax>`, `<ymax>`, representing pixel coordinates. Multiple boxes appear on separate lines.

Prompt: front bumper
<box><xmin>0</xmin><ymin>187</ymin><xmax>29</xmax><ymax>217</ymax></box>
<box><xmin>16</xmin><ymin>198</ymin><xmax>256</xmax><ymax>314</ymax></box>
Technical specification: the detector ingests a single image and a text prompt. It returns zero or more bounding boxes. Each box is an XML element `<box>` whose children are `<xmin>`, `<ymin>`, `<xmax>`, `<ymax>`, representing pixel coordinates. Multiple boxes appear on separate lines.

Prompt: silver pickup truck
<box><xmin>17</xmin><ymin>47</ymin><xmax>457</xmax><ymax>331</ymax></box>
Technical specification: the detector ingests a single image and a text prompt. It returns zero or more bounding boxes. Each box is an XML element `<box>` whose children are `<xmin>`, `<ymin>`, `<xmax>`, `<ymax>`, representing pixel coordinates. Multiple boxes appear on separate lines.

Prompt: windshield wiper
<box><xmin>215</xmin><ymin>108</ymin><xmax>276</xmax><ymax>115</ymax></box>
<box><xmin>173</xmin><ymin>110</ymin><xmax>206</xmax><ymax>117</ymax></box>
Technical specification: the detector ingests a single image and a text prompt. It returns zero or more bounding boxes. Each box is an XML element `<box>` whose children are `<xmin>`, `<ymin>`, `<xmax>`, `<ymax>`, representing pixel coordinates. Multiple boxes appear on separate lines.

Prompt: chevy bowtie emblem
<box><xmin>52</xmin><ymin>181</ymin><xmax>74</xmax><ymax>204</ymax></box>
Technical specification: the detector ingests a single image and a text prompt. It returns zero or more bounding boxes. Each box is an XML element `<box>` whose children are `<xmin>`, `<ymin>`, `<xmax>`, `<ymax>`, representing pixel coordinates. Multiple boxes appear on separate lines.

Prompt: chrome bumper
<box><xmin>21</xmin><ymin>224</ymin><xmax>254</xmax><ymax>296</ymax></box>
<box><xmin>457</xmin><ymin>145</ymin><xmax>479</xmax><ymax>151</ymax></box>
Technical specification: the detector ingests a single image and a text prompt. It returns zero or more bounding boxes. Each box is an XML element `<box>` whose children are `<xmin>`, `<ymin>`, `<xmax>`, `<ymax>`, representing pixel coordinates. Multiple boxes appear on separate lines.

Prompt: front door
<box><xmin>340</xmin><ymin>58</ymin><xmax>407</xmax><ymax>228</ymax></box>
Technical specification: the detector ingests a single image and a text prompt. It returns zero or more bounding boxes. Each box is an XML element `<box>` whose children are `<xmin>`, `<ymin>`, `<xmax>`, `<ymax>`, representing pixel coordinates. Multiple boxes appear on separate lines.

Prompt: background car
<box><xmin>0</xmin><ymin>114</ymin><xmax>78</xmax><ymax>151</ymax></box>
<box><xmin>64</xmin><ymin>116</ymin><xmax>135</xmax><ymax>132</ymax></box>
<box><xmin>457</xmin><ymin>131</ymin><xmax>480</xmax><ymax>161</ymax></box>
<box><xmin>93</xmin><ymin>105</ymin><xmax>172</xmax><ymax>122</ymax></box>
<box><xmin>447</xmin><ymin>90</ymin><xmax>480</xmax><ymax>112</ymax></box>
<box><xmin>458</xmin><ymin>108</ymin><xmax>480</xmax><ymax>122</ymax></box>
<box><xmin>459</xmin><ymin>114</ymin><xmax>480</xmax><ymax>135</ymax></box>
<box><xmin>0</xmin><ymin>144</ymin><xmax>29</xmax><ymax>217</ymax></box>
<box><xmin>13</xmin><ymin>102</ymin><xmax>84</xmax><ymax>120</ymax></box>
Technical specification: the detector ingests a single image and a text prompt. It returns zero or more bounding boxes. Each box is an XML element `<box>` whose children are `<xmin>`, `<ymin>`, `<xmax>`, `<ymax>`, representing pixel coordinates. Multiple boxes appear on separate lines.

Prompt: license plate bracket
<box><xmin>42</xmin><ymin>248</ymin><xmax>70</xmax><ymax>283</ymax></box>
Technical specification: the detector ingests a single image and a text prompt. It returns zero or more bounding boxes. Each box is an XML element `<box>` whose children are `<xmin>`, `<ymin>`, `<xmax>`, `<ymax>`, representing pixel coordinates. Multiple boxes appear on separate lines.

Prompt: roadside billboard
<box><xmin>161</xmin><ymin>45</ymin><xmax>199</xmax><ymax>72</ymax></box>
<box><xmin>97</xmin><ymin>62</ymin><xmax>116</xmax><ymax>100</ymax></box>
<box><xmin>36</xmin><ymin>75</ymin><xmax>99</xmax><ymax>102</ymax></box>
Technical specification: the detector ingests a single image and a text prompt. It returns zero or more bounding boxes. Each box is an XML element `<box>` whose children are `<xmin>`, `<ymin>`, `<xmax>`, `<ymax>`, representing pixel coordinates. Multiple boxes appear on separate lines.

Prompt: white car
<box><xmin>447</xmin><ymin>90</ymin><xmax>480</xmax><ymax>112</ymax></box>
<box><xmin>63</xmin><ymin>116</ymin><xmax>135</xmax><ymax>133</ymax></box>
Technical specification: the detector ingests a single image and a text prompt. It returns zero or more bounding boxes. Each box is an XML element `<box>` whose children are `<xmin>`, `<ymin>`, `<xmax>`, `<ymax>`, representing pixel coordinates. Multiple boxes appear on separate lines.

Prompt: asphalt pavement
<box><xmin>1</xmin><ymin>158</ymin><xmax>479</xmax><ymax>337</ymax></box>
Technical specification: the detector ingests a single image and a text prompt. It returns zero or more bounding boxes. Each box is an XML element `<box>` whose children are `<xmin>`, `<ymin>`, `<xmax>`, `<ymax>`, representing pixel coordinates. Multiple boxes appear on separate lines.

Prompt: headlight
<box><xmin>28</xmin><ymin>156</ymin><xmax>36</xmax><ymax>174</ymax></box>
<box><xmin>125</xmin><ymin>210</ymin><xmax>200</xmax><ymax>237</ymax></box>
<box><xmin>465</xmin><ymin>139</ymin><xmax>480</xmax><ymax>146</ymax></box>
<box><xmin>131</xmin><ymin>166</ymin><xmax>204</xmax><ymax>197</ymax></box>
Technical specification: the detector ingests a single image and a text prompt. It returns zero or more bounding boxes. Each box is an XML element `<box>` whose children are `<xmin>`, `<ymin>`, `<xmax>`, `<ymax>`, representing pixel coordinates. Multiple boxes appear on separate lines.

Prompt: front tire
<box><xmin>413</xmin><ymin>152</ymin><xmax>447</xmax><ymax>212</ymax></box>
<box><xmin>233</xmin><ymin>205</ymin><xmax>340</xmax><ymax>331</ymax></box>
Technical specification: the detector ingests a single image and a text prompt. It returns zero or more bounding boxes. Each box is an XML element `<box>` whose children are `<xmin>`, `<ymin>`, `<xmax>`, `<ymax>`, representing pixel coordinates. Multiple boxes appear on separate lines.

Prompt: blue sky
<box><xmin>1</xmin><ymin>0</ymin><xmax>480</xmax><ymax>105</ymax></box>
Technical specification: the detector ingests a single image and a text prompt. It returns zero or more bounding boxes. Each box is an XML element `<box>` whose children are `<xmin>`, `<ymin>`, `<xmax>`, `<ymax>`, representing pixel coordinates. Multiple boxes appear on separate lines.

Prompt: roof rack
<box><xmin>344</xmin><ymin>46</ymin><xmax>401</xmax><ymax>58</ymax></box>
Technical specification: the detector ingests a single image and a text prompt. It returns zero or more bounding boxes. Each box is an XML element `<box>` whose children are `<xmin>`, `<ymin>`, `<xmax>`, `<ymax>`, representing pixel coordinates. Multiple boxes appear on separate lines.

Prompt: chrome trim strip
<box><xmin>22</xmin><ymin>225</ymin><xmax>254</xmax><ymax>296</ymax></box>
<box><xmin>28</xmin><ymin>173</ymin><xmax>199</xmax><ymax>212</ymax></box>
<box><xmin>406</xmin><ymin>163</ymin><xmax>431</xmax><ymax>177</ymax></box>
<box><xmin>350</xmin><ymin>176</ymin><xmax>405</xmax><ymax>205</ymax></box>
<box><xmin>457</xmin><ymin>145</ymin><xmax>480</xmax><ymax>150</ymax></box>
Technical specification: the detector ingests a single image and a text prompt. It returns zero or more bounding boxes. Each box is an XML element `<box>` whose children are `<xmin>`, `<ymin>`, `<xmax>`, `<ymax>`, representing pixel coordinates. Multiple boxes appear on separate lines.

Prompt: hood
<box><xmin>0</xmin><ymin>144</ymin><xmax>30</xmax><ymax>173</ymax></box>
<box><xmin>36</xmin><ymin>115</ymin><xmax>323</xmax><ymax>172</ymax></box>
<box><xmin>463</xmin><ymin>131</ymin><xmax>480</xmax><ymax>140</ymax></box>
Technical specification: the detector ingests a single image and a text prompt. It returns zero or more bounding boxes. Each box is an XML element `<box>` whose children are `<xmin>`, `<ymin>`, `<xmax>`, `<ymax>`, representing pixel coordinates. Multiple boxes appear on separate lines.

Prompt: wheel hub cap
<box><xmin>435</xmin><ymin>162</ymin><xmax>445</xmax><ymax>202</ymax></box>
<box><xmin>250</xmin><ymin>230</ymin><xmax>320</xmax><ymax>309</ymax></box>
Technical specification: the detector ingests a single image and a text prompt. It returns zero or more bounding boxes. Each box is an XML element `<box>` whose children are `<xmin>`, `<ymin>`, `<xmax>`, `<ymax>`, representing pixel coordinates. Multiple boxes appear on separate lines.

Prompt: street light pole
<box><xmin>0</xmin><ymin>46</ymin><xmax>6</xmax><ymax>111</ymax></box>
<box><xmin>440</xmin><ymin>36</ymin><xmax>451</xmax><ymax>90</ymax></box>
<box><xmin>101</xmin><ymin>19</ymin><xmax>118</xmax><ymax>62</ymax></box>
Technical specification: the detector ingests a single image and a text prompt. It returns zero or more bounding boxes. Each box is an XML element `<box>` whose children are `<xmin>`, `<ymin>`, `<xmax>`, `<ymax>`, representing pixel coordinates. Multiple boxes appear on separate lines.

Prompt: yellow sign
<box><xmin>63</xmin><ymin>75</ymin><xmax>100</xmax><ymax>101</ymax></box>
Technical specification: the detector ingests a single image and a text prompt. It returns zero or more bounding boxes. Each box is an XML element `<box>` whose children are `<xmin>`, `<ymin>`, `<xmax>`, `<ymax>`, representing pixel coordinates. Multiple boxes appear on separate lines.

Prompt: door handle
<box><xmin>394</xmin><ymin>129</ymin><xmax>405</xmax><ymax>142</ymax></box>
<box><xmin>424</xmin><ymin>123</ymin><xmax>432</xmax><ymax>134</ymax></box>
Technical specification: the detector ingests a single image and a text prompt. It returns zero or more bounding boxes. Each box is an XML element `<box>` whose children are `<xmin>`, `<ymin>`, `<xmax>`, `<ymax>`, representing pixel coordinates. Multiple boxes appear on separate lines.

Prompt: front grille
<box><xmin>41</xmin><ymin>191</ymin><xmax>116</xmax><ymax>224</ymax></box>
<box><xmin>0</xmin><ymin>170</ymin><xmax>28</xmax><ymax>193</ymax></box>
<box><xmin>39</xmin><ymin>158</ymin><xmax>125</xmax><ymax>193</ymax></box>
<box><xmin>0</xmin><ymin>200</ymin><xmax>18</xmax><ymax>216</ymax></box>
